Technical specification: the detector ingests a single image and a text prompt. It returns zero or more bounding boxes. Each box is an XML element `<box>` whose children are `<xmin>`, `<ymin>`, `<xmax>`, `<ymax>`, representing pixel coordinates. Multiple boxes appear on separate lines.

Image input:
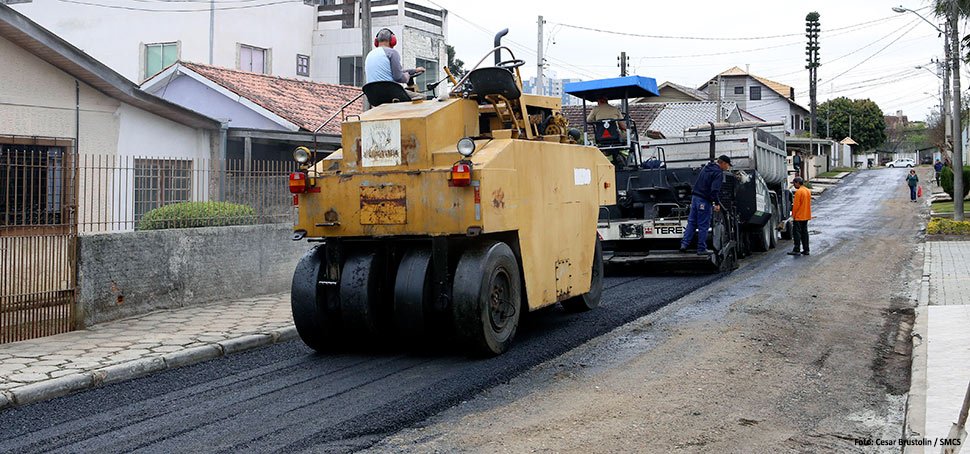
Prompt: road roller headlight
<box><xmin>457</xmin><ymin>138</ymin><xmax>476</xmax><ymax>157</ymax></box>
<box><xmin>293</xmin><ymin>146</ymin><xmax>311</xmax><ymax>164</ymax></box>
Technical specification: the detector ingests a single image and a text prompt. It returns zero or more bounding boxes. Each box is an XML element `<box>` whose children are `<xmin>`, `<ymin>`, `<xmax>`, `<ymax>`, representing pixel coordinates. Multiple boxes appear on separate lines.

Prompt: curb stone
<box><xmin>219</xmin><ymin>334</ymin><xmax>272</xmax><ymax>355</ymax></box>
<box><xmin>98</xmin><ymin>356</ymin><xmax>166</xmax><ymax>386</ymax></box>
<box><xmin>903</xmin><ymin>242</ymin><xmax>930</xmax><ymax>453</ymax></box>
<box><xmin>162</xmin><ymin>345</ymin><xmax>223</xmax><ymax>369</ymax></box>
<box><xmin>0</xmin><ymin>390</ymin><xmax>13</xmax><ymax>410</ymax></box>
<box><xmin>9</xmin><ymin>373</ymin><xmax>93</xmax><ymax>407</ymax></box>
<box><xmin>0</xmin><ymin>324</ymin><xmax>298</xmax><ymax>410</ymax></box>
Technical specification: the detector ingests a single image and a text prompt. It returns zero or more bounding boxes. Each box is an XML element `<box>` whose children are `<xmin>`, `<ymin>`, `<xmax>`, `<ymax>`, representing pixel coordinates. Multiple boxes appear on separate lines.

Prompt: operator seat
<box><xmin>593</xmin><ymin>119</ymin><xmax>622</xmax><ymax>146</ymax></box>
<box><xmin>466</xmin><ymin>67</ymin><xmax>521</xmax><ymax>100</ymax></box>
<box><xmin>362</xmin><ymin>81</ymin><xmax>414</xmax><ymax>107</ymax></box>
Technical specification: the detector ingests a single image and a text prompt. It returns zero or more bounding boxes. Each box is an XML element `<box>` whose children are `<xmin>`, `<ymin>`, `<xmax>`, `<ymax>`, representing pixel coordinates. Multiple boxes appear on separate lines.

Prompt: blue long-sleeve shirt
<box><xmin>692</xmin><ymin>162</ymin><xmax>724</xmax><ymax>204</ymax></box>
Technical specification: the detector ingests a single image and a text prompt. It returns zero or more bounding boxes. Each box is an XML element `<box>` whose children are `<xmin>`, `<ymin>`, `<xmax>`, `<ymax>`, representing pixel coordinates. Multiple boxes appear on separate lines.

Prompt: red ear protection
<box><xmin>374</xmin><ymin>28</ymin><xmax>396</xmax><ymax>48</ymax></box>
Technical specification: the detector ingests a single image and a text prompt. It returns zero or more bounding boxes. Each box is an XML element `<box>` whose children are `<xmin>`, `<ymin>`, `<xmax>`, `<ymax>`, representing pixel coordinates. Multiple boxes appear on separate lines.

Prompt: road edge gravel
<box><xmin>0</xmin><ymin>326</ymin><xmax>298</xmax><ymax>409</ymax></box>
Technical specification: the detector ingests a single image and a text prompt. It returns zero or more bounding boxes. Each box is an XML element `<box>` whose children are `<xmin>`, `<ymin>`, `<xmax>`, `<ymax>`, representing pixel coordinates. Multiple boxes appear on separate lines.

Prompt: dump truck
<box><xmin>288</xmin><ymin>31</ymin><xmax>615</xmax><ymax>356</ymax></box>
<box><xmin>599</xmin><ymin>121</ymin><xmax>791</xmax><ymax>271</ymax></box>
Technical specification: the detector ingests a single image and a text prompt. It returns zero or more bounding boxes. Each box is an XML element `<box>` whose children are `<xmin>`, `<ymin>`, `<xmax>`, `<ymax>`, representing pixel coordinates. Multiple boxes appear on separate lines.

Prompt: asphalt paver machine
<box><xmin>565</xmin><ymin>77</ymin><xmax>790</xmax><ymax>272</ymax></box>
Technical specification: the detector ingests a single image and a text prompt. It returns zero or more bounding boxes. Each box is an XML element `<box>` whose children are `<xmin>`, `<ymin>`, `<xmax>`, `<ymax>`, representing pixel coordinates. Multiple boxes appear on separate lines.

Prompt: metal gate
<box><xmin>0</xmin><ymin>138</ymin><xmax>77</xmax><ymax>344</ymax></box>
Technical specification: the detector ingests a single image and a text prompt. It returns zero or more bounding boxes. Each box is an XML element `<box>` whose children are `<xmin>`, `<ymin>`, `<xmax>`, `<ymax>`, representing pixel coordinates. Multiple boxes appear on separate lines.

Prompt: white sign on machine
<box><xmin>360</xmin><ymin>120</ymin><xmax>402</xmax><ymax>167</ymax></box>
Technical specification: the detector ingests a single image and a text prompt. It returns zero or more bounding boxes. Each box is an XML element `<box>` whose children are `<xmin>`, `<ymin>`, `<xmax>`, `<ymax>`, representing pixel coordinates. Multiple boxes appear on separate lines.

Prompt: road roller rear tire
<box><xmin>291</xmin><ymin>245</ymin><xmax>341</xmax><ymax>352</ymax></box>
<box><xmin>452</xmin><ymin>241</ymin><xmax>522</xmax><ymax>356</ymax></box>
<box><xmin>394</xmin><ymin>248</ymin><xmax>433</xmax><ymax>343</ymax></box>
<box><xmin>340</xmin><ymin>251</ymin><xmax>388</xmax><ymax>340</ymax></box>
<box><xmin>562</xmin><ymin>237</ymin><xmax>603</xmax><ymax>312</ymax></box>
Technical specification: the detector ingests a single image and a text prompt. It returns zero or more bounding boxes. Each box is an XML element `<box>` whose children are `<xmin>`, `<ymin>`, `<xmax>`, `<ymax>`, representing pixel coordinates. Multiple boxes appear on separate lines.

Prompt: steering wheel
<box><xmin>496</xmin><ymin>59</ymin><xmax>526</xmax><ymax>69</ymax></box>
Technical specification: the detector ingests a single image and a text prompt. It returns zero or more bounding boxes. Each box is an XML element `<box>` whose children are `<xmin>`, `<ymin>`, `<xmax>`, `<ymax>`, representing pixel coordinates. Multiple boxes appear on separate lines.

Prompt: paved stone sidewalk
<box><xmin>0</xmin><ymin>293</ymin><xmax>295</xmax><ymax>409</ymax></box>
<box><xmin>925</xmin><ymin>241</ymin><xmax>970</xmax><ymax>306</ymax></box>
<box><xmin>909</xmin><ymin>241</ymin><xmax>970</xmax><ymax>453</ymax></box>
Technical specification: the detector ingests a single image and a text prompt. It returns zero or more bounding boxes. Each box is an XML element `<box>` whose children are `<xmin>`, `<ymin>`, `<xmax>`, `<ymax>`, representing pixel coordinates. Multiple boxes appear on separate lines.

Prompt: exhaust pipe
<box><xmin>708</xmin><ymin>121</ymin><xmax>716</xmax><ymax>162</ymax></box>
<box><xmin>494</xmin><ymin>28</ymin><xmax>509</xmax><ymax>65</ymax></box>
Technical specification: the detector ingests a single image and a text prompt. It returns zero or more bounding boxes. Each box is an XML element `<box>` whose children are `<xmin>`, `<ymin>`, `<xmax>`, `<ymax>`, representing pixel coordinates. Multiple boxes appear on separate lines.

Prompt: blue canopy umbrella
<box><xmin>563</xmin><ymin>76</ymin><xmax>659</xmax><ymax>101</ymax></box>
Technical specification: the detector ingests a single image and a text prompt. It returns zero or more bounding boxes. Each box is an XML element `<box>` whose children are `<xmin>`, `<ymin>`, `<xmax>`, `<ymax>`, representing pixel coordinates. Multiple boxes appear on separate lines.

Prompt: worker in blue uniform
<box><xmin>680</xmin><ymin>155</ymin><xmax>732</xmax><ymax>255</ymax></box>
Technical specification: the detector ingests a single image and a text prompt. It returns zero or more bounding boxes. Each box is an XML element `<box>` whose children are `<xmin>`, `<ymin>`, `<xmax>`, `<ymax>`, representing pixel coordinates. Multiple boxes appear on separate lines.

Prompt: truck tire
<box><xmin>769</xmin><ymin>223</ymin><xmax>778</xmax><ymax>249</ymax></box>
<box><xmin>340</xmin><ymin>251</ymin><xmax>389</xmax><ymax>341</ymax></box>
<box><xmin>452</xmin><ymin>241</ymin><xmax>522</xmax><ymax>356</ymax></box>
<box><xmin>562</xmin><ymin>237</ymin><xmax>603</xmax><ymax>312</ymax></box>
<box><xmin>393</xmin><ymin>248</ymin><xmax>433</xmax><ymax>343</ymax></box>
<box><xmin>750</xmin><ymin>223</ymin><xmax>771</xmax><ymax>252</ymax></box>
<box><xmin>291</xmin><ymin>245</ymin><xmax>341</xmax><ymax>352</ymax></box>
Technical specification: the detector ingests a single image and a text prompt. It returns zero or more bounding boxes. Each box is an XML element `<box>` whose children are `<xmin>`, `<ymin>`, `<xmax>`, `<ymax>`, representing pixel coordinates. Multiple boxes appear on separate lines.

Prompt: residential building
<box><xmin>9</xmin><ymin>0</ymin><xmax>316</xmax><ymax>82</ymax></box>
<box><xmin>523</xmin><ymin>74</ymin><xmax>583</xmax><ymax>107</ymax></box>
<box><xmin>636</xmin><ymin>81</ymin><xmax>710</xmax><ymax>104</ymax></box>
<box><xmin>8</xmin><ymin>0</ymin><xmax>448</xmax><ymax>89</ymax></box>
<box><xmin>142</xmin><ymin>61</ymin><xmax>364</xmax><ymax>159</ymax></box>
<box><xmin>312</xmin><ymin>0</ymin><xmax>448</xmax><ymax>91</ymax></box>
<box><xmin>699</xmin><ymin>67</ymin><xmax>810</xmax><ymax>135</ymax></box>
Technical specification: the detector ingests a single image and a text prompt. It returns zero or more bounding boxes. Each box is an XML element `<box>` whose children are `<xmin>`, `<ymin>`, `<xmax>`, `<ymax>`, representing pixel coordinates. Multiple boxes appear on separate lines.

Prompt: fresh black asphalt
<box><xmin>0</xmin><ymin>271</ymin><xmax>721</xmax><ymax>453</ymax></box>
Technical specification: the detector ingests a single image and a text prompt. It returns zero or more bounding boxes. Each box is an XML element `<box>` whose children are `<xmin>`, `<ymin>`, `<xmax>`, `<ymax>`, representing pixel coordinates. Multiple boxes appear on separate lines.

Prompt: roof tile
<box><xmin>181</xmin><ymin>62</ymin><xmax>362</xmax><ymax>135</ymax></box>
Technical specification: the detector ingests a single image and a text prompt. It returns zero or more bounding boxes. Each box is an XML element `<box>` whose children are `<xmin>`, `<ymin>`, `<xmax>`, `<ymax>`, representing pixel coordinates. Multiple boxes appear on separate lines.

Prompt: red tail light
<box><xmin>289</xmin><ymin>172</ymin><xmax>307</xmax><ymax>193</ymax></box>
<box><xmin>450</xmin><ymin>162</ymin><xmax>472</xmax><ymax>187</ymax></box>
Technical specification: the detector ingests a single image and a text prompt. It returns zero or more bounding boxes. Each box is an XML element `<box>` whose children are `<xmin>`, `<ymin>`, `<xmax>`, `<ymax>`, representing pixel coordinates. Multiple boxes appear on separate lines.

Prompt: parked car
<box><xmin>886</xmin><ymin>158</ymin><xmax>916</xmax><ymax>168</ymax></box>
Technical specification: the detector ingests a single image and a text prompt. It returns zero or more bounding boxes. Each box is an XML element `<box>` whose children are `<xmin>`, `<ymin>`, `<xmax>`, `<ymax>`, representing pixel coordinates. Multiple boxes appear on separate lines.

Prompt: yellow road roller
<box><xmin>289</xmin><ymin>32</ymin><xmax>615</xmax><ymax>355</ymax></box>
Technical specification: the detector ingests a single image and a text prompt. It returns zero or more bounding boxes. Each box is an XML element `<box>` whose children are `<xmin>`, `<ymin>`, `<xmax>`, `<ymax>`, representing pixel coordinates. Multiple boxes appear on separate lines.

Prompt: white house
<box><xmin>8</xmin><ymin>0</ymin><xmax>316</xmax><ymax>82</ymax></box>
<box><xmin>699</xmin><ymin>67</ymin><xmax>810</xmax><ymax>136</ymax></box>
<box><xmin>0</xmin><ymin>4</ymin><xmax>220</xmax><ymax>232</ymax></box>
<box><xmin>9</xmin><ymin>0</ymin><xmax>448</xmax><ymax>89</ymax></box>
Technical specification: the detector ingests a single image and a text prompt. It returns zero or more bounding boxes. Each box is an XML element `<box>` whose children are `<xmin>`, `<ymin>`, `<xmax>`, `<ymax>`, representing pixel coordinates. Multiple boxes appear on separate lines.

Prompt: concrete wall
<box><xmin>77</xmin><ymin>224</ymin><xmax>310</xmax><ymax>327</ymax></box>
<box><xmin>11</xmin><ymin>2</ymin><xmax>316</xmax><ymax>82</ymax></box>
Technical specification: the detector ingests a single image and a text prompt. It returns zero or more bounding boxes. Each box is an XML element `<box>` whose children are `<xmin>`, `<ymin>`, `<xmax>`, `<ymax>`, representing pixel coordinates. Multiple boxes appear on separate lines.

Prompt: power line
<box><xmin>550</xmin><ymin>10</ymin><xmax>920</xmax><ymax>42</ymax></box>
<box><xmin>796</xmin><ymin>21</ymin><xmax>922</xmax><ymax>96</ymax></box>
<box><xmin>54</xmin><ymin>0</ymin><xmax>302</xmax><ymax>12</ymax></box>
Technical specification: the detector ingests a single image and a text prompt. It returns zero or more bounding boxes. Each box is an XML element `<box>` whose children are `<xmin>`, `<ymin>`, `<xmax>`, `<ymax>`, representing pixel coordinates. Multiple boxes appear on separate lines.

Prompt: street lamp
<box><xmin>895</xmin><ymin>4</ymin><xmax>963</xmax><ymax>221</ymax></box>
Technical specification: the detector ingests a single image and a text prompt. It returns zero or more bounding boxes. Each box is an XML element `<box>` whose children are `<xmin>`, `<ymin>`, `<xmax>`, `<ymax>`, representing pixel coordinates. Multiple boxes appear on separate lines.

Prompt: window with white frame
<box><xmin>414</xmin><ymin>58</ymin><xmax>438</xmax><ymax>92</ymax></box>
<box><xmin>133</xmin><ymin>158</ymin><xmax>193</xmax><ymax>222</ymax></box>
<box><xmin>144</xmin><ymin>42</ymin><xmax>178</xmax><ymax>79</ymax></box>
<box><xmin>297</xmin><ymin>54</ymin><xmax>310</xmax><ymax>77</ymax></box>
<box><xmin>239</xmin><ymin>44</ymin><xmax>269</xmax><ymax>74</ymax></box>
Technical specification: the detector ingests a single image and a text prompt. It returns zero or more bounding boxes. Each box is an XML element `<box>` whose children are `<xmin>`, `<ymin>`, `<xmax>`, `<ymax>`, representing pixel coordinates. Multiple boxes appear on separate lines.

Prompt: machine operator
<box><xmin>365</xmin><ymin>28</ymin><xmax>425</xmax><ymax>100</ymax></box>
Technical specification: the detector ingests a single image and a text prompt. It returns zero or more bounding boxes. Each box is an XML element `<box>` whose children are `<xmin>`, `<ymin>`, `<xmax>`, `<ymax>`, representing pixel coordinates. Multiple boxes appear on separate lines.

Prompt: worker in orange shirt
<box><xmin>787</xmin><ymin>177</ymin><xmax>812</xmax><ymax>256</ymax></box>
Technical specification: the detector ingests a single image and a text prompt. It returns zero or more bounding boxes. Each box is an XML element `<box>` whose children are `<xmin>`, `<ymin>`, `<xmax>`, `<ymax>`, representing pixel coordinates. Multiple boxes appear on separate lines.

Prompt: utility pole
<box><xmin>618</xmin><ymin>52</ymin><xmax>628</xmax><ymax>115</ymax></box>
<box><xmin>360</xmin><ymin>0</ymin><xmax>372</xmax><ymax>81</ymax></box>
<box><xmin>208</xmin><ymin>0</ymin><xmax>215</xmax><ymax>64</ymax></box>
<box><xmin>950</xmin><ymin>0</ymin><xmax>964</xmax><ymax>220</ymax></box>
<box><xmin>940</xmin><ymin>53</ymin><xmax>953</xmax><ymax>161</ymax></box>
<box><xmin>806</xmin><ymin>12</ymin><xmax>821</xmax><ymax>160</ymax></box>
<box><xmin>360</xmin><ymin>0</ymin><xmax>372</xmax><ymax>109</ymax></box>
<box><xmin>715</xmin><ymin>75</ymin><xmax>723</xmax><ymax>122</ymax></box>
<box><xmin>536</xmin><ymin>16</ymin><xmax>545</xmax><ymax>96</ymax></box>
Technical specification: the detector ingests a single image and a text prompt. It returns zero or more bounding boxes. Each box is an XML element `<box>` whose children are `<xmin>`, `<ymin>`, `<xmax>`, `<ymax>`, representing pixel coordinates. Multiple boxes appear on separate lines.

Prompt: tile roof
<box><xmin>181</xmin><ymin>62</ymin><xmax>362</xmax><ymax>135</ymax></box>
<box><xmin>661</xmin><ymin>81</ymin><xmax>710</xmax><ymax>101</ymax></box>
<box><xmin>648</xmin><ymin>101</ymin><xmax>739</xmax><ymax>138</ymax></box>
<box><xmin>561</xmin><ymin>103</ymin><xmax>666</xmax><ymax>132</ymax></box>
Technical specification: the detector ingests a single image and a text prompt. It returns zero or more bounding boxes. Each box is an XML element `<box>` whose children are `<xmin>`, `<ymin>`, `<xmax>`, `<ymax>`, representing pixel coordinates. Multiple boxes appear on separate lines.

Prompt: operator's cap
<box><xmin>717</xmin><ymin>155</ymin><xmax>732</xmax><ymax>166</ymax></box>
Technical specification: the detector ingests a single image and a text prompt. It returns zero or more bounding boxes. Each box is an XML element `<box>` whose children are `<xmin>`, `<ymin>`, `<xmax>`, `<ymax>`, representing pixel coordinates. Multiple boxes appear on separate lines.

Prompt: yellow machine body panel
<box><xmin>296</xmin><ymin>97</ymin><xmax>615</xmax><ymax>310</ymax></box>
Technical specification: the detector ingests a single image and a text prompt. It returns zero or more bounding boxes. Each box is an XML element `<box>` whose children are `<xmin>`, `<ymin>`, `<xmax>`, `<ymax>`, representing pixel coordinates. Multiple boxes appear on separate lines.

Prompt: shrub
<box><xmin>137</xmin><ymin>201</ymin><xmax>255</xmax><ymax>230</ymax></box>
<box><xmin>927</xmin><ymin>218</ymin><xmax>970</xmax><ymax>235</ymax></box>
<box><xmin>939</xmin><ymin>166</ymin><xmax>970</xmax><ymax>200</ymax></box>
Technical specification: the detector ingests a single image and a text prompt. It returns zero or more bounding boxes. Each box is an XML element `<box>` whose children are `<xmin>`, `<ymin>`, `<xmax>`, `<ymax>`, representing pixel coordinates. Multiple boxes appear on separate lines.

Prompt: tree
<box><xmin>932</xmin><ymin>0</ymin><xmax>970</xmax><ymax>61</ymax></box>
<box><xmin>817</xmin><ymin>97</ymin><xmax>887</xmax><ymax>151</ymax></box>
<box><xmin>446</xmin><ymin>45</ymin><xmax>465</xmax><ymax>78</ymax></box>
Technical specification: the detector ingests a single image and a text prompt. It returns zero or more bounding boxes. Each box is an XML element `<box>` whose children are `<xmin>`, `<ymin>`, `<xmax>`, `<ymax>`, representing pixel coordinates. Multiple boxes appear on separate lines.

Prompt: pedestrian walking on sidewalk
<box><xmin>906</xmin><ymin>169</ymin><xmax>919</xmax><ymax>202</ymax></box>
<box><xmin>788</xmin><ymin>177</ymin><xmax>811</xmax><ymax>256</ymax></box>
<box><xmin>934</xmin><ymin>159</ymin><xmax>943</xmax><ymax>185</ymax></box>
<box><xmin>680</xmin><ymin>155</ymin><xmax>732</xmax><ymax>255</ymax></box>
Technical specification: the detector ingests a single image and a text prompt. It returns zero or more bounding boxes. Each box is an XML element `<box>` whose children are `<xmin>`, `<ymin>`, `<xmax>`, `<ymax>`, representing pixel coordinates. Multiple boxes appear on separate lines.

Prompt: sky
<box><xmin>426</xmin><ymin>0</ymin><xmax>958</xmax><ymax>122</ymax></box>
